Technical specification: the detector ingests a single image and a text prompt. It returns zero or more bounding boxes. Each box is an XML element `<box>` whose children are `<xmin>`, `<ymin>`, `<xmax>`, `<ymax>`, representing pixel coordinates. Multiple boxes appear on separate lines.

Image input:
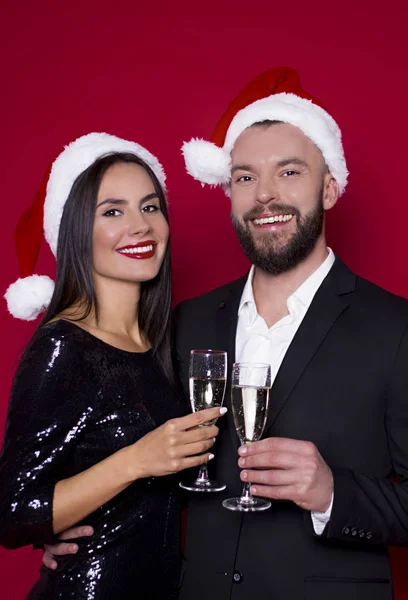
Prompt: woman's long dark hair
<box><xmin>41</xmin><ymin>152</ymin><xmax>176</xmax><ymax>387</ymax></box>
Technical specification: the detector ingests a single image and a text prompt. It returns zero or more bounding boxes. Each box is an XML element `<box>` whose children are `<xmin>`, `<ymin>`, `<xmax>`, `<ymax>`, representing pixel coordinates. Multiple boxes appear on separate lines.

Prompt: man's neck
<box><xmin>252</xmin><ymin>240</ymin><xmax>329</xmax><ymax>328</ymax></box>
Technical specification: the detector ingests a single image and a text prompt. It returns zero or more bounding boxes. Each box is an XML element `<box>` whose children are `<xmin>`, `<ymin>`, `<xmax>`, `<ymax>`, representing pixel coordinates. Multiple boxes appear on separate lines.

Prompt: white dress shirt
<box><xmin>235</xmin><ymin>248</ymin><xmax>335</xmax><ymax>534</ymax></box>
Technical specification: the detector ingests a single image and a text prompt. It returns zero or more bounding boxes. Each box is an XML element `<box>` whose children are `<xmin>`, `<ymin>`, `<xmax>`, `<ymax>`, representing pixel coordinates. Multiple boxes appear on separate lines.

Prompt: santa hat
<box><xmin>182</xmin><ymin>66</ymin><xmax>348</xmax><ymax>194</ymax></box>
<box><xmin>5</xmin><ymin>132</ymin><xmax>166</xmax><ymax>321</ymax></box>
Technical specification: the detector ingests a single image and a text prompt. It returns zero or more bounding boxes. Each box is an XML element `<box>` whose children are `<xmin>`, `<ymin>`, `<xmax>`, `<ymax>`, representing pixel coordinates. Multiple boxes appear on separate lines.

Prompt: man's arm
<box><xmin>325</xmin><ymin>323</ymin><xmax>408</xmax><ymax>545</ymax></box>
<box><xmin>239</xmin><ymin>324</ymin><xmax>408</xmax><ymax>546</ymax></box>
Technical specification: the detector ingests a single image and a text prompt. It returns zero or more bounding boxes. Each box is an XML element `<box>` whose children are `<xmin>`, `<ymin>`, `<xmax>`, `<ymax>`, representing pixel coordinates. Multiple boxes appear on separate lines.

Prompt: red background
<box><xmin>1</xmin><ymin>0</ymin><xmax>408</xmax><ymax>597</ymax></box>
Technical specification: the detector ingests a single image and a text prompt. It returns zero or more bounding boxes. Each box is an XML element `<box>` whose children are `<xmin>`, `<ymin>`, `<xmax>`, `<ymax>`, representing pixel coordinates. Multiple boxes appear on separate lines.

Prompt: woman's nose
<box><xmin>129</xmin><ymin>213</ymin><xmax>150</xmax><ymax>236</ymax></box>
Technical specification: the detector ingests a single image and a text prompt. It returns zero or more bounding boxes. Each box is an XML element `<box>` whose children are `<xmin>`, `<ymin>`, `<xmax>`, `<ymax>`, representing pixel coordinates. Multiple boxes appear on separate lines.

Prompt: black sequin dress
<box><xmin>0</xmin><ymin>320</ymin><xmax>185</xmax><ymax>599</ymax></box>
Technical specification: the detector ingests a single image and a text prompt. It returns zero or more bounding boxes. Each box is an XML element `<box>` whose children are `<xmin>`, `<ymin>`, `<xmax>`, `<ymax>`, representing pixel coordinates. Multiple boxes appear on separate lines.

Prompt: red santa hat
<box><xmin>4</xmin><ymin>132</ymin><xmax>166</xmax><ymax>321</ymax></box>
<box><xmin>182</xmin><ymin>66</ymin><xmax>348</xmax><ymax>195</ymax></box>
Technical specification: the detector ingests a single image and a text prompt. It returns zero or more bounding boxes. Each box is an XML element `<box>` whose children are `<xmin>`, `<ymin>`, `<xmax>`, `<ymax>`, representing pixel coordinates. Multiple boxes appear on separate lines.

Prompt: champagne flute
<box><xmin>223</xmin><ymin>362</ymin><xmax>271</xmax><ymax>511</ymax></box>
<box><xmin>179</xmin><ymin>349</ymin><xmax>227</xmax><ymax>492</ymax></box>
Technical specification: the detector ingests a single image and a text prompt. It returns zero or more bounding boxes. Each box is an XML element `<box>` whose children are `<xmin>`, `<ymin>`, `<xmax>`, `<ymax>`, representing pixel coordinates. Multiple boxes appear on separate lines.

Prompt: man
<box><xmin>44</xmin><ymin>67</ymin><xmax>408</xmax><ymax>599</ymax></box>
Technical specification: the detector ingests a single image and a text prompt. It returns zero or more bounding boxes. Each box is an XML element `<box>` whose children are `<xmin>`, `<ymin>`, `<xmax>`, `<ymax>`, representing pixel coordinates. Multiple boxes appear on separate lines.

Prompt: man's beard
<box><xmin>231</xmin><ymin>191</ymin><xmax>325</xmax><ymax>276</ymax></box>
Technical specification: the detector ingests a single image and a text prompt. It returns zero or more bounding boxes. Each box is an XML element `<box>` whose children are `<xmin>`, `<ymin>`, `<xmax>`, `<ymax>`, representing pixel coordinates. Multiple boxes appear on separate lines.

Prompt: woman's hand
<box><xmin>124</xmin><ymin>406</ymin><xmax>227</xmax><ymax>480</ymax></box>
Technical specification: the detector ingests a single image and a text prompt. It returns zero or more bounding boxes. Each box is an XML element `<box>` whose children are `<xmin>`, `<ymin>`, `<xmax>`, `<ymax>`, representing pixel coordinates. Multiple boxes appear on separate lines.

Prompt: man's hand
<box><xmin>238</xmin><ymin>437</ymin><xmax>333</xmax><ymax>512</ymax></box>
<box><xmin>42</xmin><ymin>526</ymin><xmax>94</xmax><ymax>569</ymax></box>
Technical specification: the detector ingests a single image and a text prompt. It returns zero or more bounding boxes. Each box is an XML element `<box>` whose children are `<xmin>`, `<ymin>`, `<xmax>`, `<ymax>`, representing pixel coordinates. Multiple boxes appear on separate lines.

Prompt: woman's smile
<box><xmin>115</xmin><ymin>241</ymin><xmax>158</xmax><ymax>259</ymax></box>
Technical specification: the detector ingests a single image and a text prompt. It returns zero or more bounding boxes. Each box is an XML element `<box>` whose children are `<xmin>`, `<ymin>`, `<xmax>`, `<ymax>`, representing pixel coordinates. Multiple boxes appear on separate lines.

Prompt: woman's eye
<box><xmin>141</xmin><ymin>204</ymin><xmax>160</xmax><ymax>213</ymax></box>
<box><xmin>102</xmin><ymin>208</ymin><xmax>122</xmax><ymax>217</ymax></box>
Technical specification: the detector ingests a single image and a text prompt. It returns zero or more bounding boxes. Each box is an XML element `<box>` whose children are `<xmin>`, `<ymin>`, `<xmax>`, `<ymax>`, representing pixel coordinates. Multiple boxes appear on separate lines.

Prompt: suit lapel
<box><xmin>215</xmin><ymin>276</ymin><xmax>247</xmax><ymax>448</ymax></box>
<box><xmin>263</xmin><ymin>258</ymin><xmax>356</xmax><ymax>434</ymax></box>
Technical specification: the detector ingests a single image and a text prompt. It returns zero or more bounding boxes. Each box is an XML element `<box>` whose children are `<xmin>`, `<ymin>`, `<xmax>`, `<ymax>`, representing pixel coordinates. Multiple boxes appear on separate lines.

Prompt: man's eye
<box><xmin>236</xmin><ymin>175</ymin><xmax>253</xmax><ymax>183</ymax></box>
<box><xmin>102</xmin><ymin>209</ymin><xmax>122</xmax><ymax>217</ymax></box>
<box><xmin>283</xmin><ymin>170</ymin><xmax>298</xmax><ymax>177</ymax></box>
<box><xmin>142</xmin><ymin>204</ymin><xmax>159</xmax><ymax>213</ymax></box>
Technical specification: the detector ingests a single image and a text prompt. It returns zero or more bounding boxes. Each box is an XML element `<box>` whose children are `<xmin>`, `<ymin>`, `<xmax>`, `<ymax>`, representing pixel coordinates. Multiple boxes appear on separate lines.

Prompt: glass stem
<box><xmin>240</xmin><ymin>481</ymin><xmax>253</xmax><ymax>503</ymax></box>
<box><xmin>197</xmin><ymin>464</ymin><xmax>209</xmax><ymax>482</ymax></box>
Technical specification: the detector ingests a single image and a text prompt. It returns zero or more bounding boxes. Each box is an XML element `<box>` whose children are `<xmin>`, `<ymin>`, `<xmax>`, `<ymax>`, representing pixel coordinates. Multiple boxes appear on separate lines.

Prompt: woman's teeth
<box><xmin>119</xmin><ymin>245</ymin><xmax>154</xmax><ymax>254</ymax></box>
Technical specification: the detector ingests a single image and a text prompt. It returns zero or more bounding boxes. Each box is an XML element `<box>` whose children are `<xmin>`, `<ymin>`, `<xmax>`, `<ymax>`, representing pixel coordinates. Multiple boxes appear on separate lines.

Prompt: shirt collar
<box><xmin>238</xmin><ymin>248</ymin><xmax>335</xmax><ymax>317</ymax></box>
<box><xmin>238</xmin><ymin>265</ymin><xmax>256</xmax><ymax>315</ymax></box>
<box><xmin>291</xmin><ymin>248</ymin><xmax>335</xmax><ymax>309</ymax></box>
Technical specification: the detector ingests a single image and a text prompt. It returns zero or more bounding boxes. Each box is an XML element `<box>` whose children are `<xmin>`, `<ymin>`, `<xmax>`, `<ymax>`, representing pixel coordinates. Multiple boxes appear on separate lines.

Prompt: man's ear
<box><xmin>323</xmin><ymin>172</ymin><xmax>339</xmax><ymax>211</ymax></box>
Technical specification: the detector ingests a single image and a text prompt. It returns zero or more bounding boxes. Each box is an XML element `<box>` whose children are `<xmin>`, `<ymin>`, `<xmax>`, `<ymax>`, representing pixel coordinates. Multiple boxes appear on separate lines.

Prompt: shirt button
<box><xmin>233</xmin><ymin>570</ymin><xmax>243</xmax><ymax>584</ymax></box>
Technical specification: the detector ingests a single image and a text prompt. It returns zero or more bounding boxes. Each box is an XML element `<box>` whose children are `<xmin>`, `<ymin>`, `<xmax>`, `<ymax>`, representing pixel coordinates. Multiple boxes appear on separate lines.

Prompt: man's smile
<box><xmin>252</xmin><ymin>214</ymin><xmax>294</xmax><ymax>225</ymax></box>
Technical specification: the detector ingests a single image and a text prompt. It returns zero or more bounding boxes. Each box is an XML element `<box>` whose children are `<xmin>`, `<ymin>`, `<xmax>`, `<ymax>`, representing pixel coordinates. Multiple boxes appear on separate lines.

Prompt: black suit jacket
<box><xmin>174</xmin><ymin>258</ymin><xmax>408</xmax><ymax>600</ymax></box>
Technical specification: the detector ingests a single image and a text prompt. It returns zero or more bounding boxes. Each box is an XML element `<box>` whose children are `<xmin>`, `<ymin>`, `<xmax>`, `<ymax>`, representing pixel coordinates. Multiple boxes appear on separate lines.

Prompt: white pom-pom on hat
<box><xmin>181</xmin><ymin>138</ymin><xmax>231</xmax><ymax>185</ymax></box>
<box><xmin>5</xmin><ymin>132</ymin><xmax>167</xmax><ymax>321</ymax></box>
<box><xmin>5</xmin><ymin>276</ymin><xmax>55</xmax><ymax>321</ymax></box>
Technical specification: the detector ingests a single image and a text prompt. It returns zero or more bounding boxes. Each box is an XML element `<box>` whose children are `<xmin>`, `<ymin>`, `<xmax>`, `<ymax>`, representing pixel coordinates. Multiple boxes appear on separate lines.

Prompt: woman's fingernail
<box><xmin>212</xmin><ymin>437</ymin><xmax>216</xmax><ymax>443</ymax></box>
<box><xmin>220</xmin><ymin>407</ymin><xmax>228</xmax><ymax>415</ymax></box>
<box><xmin>51</xmin><ymin>562</ymin><xmax>57</xmax><ymax>570</ymax></box>
<box><xmin>84</xmin><ymin>527</ymin><xmax>93</xmax><ymax>536</ymax></box>
<box><xmin>208</xmin><ymin>453</ymin><xmax>215</xmax><ymax>461</ymax></box>
<box><xmin>70</xmin><ymin>545</ymin><xmax>78</xmax><ymax>553</ymax></box>
<box><xmin>241</xmin><ymin>470</ymin><xmax>248</xmax><ymax>480</ymax></box>
<box><xmin>239</xmin><ymin>446</ymin><xmax>248</xmax><ymax>455</ymax></box>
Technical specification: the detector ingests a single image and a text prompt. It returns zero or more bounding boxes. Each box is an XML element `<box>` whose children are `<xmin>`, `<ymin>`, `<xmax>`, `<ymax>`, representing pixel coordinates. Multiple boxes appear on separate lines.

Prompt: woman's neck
<box><xmin>59</xmin><ymin>278</ymin><xmax>149</xmax><ymax>352</ymax></box>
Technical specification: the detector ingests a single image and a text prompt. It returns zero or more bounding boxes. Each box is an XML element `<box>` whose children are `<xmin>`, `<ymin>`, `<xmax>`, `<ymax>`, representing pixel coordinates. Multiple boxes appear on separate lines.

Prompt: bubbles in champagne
<box><xmin>231</xmin><ymin>386</ymin><xmax>270</xmax><ymax>443</ymax></box>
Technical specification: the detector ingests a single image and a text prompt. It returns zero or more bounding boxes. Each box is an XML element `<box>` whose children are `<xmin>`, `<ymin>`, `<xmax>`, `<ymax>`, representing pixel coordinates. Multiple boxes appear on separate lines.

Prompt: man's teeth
<box><xmin>253</xmin><ymin>214</ymin><xmax>294</xmax><ymax>225</ymax></box>
<box><xmin>119</xmin><ymin>245</ymin><xmax>154</xmax><ymax>254</ymax></box>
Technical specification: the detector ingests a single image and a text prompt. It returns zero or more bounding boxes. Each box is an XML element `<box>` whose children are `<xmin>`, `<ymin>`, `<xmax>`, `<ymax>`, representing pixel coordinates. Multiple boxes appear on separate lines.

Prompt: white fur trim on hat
<box><xmin>183</xmin><ymin>92</ymin><xmax>348</xmax><ymax>195</ymax></box>
<box><xmin>4</xmin><ymin>275</ymin><xmax>55</xmax><ymax>321</ymax></box>
<box><xmin>44</xmin><ymin>132</ymin><xmax>166</xmax><ymax>256</ymax></box>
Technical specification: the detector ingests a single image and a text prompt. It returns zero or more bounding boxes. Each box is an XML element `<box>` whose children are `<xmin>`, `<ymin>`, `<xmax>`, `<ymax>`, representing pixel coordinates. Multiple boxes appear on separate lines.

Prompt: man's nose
<box><xmin>256</xmin><ymin>177</ymin><xmax>279</xmax><ymax>205</ymax></box>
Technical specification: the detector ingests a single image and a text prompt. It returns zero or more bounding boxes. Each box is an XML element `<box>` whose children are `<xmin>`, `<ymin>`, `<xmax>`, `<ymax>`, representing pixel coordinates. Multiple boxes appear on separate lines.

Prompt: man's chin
<box><xmin>250</xmin><ymin>227</ymin><xmax>294</xmax><ymax>244</ymax></box>
<box><xmin>251</xmin><ymin>239</ymin><xmax>292</xmax><ymax>256</ymax></box>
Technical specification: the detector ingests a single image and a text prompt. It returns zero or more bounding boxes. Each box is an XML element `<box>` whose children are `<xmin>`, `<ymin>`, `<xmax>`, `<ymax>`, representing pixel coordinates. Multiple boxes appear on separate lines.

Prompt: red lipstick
<box><xmin>116</xmin><ymin>240</ymin><xmax>157</xmax><ymax>260</ymax></box>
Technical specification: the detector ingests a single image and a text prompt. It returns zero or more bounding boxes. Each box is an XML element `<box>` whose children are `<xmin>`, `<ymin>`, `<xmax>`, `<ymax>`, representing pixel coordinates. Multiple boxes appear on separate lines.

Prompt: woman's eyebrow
<box><xmin>97</xmin><ymin>192</ymin><xmax>159</xmax><ymax>209</ymax></box>
<box><xmin>96</xmin><ymin>198</ymin><xmax>127</xmax><ymax>209</ymax></box>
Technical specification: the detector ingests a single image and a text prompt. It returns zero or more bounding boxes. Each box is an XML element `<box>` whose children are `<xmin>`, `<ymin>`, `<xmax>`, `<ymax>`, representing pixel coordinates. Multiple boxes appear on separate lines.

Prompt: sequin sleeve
<box><xmin>0</xmin><ymin>326</ymin><xmax>95</xmax><ymax>549</ymax></box>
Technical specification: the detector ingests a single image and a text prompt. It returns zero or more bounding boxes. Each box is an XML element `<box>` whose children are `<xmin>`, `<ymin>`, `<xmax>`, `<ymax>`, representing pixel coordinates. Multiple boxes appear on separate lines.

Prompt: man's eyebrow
<box><xmin>96</xmin><ymin>192</ymin><xmax>159</xmax><ymax>209</ymax></box>
<box><xmin>231</xmin><ymin>158</ymin><xmax>309</xmax><ymax>176</ymax></box>
<box><xmin>231</xmin><ymin>164</ymin><xmax>253</xmax><ymax>175</ymax></box>
<box><xmin>277</xmin><ymin>158</ymin><xmax>309</xmax><ymax>168</ymax></box>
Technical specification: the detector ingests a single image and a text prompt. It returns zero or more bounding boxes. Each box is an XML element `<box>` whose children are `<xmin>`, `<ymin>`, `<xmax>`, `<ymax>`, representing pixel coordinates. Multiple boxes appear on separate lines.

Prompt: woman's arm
<box><xmin>0</xmin><ymin>329</ymin><xmax>91</xmax><ymax>548</ymax></box>
<box><xmin>52</xmin><ymin>407</ymin><xmax>221</xmax><ymax>534</ymax></box>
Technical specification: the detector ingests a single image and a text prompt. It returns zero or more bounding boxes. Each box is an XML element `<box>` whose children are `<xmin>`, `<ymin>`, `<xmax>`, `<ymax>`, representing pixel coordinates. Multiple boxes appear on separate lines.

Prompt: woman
<box><xmin>0</xmin><ymin>133</ymin><xmax>223</xmax><ymax>599</ymax></box>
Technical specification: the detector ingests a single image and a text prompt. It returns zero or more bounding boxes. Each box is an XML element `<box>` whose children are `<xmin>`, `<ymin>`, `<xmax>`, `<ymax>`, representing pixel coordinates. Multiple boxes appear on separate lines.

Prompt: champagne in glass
<box><xmin>231</xmin><ymin>385</ymin><xmax>270</xmax><ymax>443</ymax></box>
<box><xmin>189</xmin><ymin>376</ymin><xmax>226</xmax><ymax>425</ymax></box>
<box><xmin>223</xmin><ymin>362</ymin><xmax>272</xmax><ymax>511</ymax></box>
<box><xmin>179</xmin><ymin>350</ymin><xmax>227</xmax><ymax>492</ymax></box>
